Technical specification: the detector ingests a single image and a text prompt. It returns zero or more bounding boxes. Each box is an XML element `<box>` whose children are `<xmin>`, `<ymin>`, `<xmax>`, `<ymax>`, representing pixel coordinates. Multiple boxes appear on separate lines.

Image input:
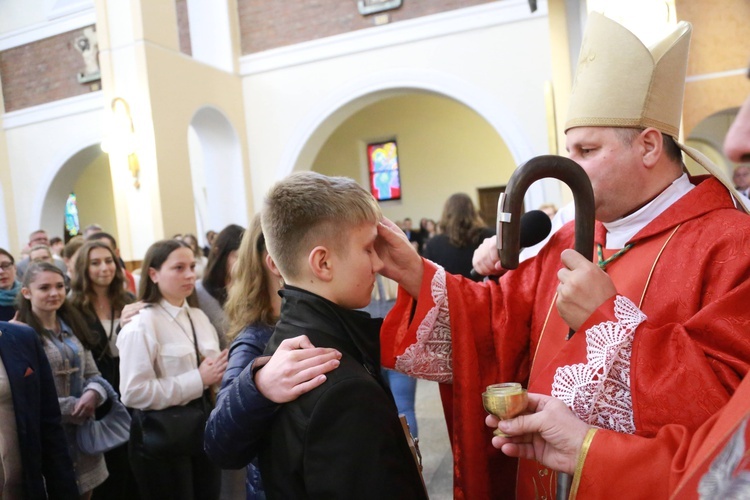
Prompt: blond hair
<box><xmin>261</xmin><ymin>172</ymin><xmax>381</xmax><ymax>280</ymax></box>
<box><xmin>224</xmin><ymin>214</ymin><xmax>276</xmax><ymax>342</ymax></box>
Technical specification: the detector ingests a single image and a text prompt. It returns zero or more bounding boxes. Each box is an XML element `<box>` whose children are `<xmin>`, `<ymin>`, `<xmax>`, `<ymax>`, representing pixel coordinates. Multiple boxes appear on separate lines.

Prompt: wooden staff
<box><xmin>495</xmin><ymin>154</ymin><xmax>595</xmax><ymax>499</ymax></box>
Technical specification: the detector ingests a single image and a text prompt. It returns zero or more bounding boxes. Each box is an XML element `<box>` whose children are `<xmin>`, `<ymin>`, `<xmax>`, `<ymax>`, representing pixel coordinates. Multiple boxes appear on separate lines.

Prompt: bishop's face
<box><xmin>566</xmin><ymin>126</ymin><xmax>645</xmax><ymax>223</ymax></box>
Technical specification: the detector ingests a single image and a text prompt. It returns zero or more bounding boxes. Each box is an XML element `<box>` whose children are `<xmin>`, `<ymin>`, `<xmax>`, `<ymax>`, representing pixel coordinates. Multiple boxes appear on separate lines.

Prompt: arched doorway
<box><xmin>277</xmin><ymin>69</ymin><xmax>562</xmax><ymax>216</ymax></box>
<box><xmin>37</xmin><ymin>144</ymin><xmax>118</xmax><ymax>242</ymax></box>
<box><xmin>312</xmin><ymin>92</ymin><xmax>520</xmax><ymax>225</ymax></box>
<box><xmin>188</xmin><ymin>106</ymin><xmax>248</xmax><ymax>243</ymax></box>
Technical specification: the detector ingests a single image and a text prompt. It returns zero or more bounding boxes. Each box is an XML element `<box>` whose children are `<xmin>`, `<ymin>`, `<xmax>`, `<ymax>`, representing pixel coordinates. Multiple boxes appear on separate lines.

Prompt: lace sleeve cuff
<box><xmin>394</xmin><ymin>266</ymin><xmax>453</xmax><ymax>383</ymax></box>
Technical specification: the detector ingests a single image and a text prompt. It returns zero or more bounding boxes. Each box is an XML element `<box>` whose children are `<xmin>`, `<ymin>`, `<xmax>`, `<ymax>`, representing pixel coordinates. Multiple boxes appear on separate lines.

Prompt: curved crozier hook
<box><xmin>497</xmin><ymin>155</ymin><xmax>595</xmax><ymax>270</ymax></box>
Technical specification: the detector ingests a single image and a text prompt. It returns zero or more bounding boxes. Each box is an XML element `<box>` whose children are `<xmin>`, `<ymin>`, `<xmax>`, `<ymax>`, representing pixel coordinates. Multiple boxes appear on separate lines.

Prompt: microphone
<box><xmin>470</xmin><ymin>210</ymin><xmax>552</xmax><ymax>278</ymax></box>
<box><xmin>519</xmin><ymin>210</ymin><xmax>553</xmax><ymax>248</ymax></box>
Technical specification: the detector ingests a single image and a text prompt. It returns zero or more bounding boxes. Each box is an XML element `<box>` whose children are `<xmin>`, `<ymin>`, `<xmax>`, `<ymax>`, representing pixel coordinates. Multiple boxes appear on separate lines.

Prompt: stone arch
<box><xmin>33</xmin><ymin>141</ymin><xmax>108</xmax><ymax>239</ymax></box>
<box><xmin>278</xmin><ymin>68</ymin><xmax>558</xmax><ymax>211</ymax></box>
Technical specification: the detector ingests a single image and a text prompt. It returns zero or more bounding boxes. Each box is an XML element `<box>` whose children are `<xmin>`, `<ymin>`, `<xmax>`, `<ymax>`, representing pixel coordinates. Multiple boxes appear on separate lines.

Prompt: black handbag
<box><xmin>132</xmin><ymin>393</ymin><xmax>208</xmax><ymax>458</ymax></box>
<box><xmin>130</xmin><ymin>311</ymin><xmax>210</xmax><ymax>458</ymax></box>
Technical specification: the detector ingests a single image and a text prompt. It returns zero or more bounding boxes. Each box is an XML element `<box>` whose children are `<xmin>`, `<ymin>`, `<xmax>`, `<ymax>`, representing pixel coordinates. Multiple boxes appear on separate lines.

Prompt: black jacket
<box><xmin>259</xmin><ymin>286</ymin><xmax>426</xmax><ymax>500</ymax></box>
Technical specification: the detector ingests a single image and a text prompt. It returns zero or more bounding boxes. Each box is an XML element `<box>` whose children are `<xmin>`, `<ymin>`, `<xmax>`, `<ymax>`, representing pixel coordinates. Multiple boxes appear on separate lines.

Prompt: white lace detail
<box><xmin>394</xmin><ymin>267</ymin><xmax>453</xmax><ymax>383</ymax></box>
<box><xmin>551</xmin><ymin>295</ymin><xmax>647</xmax><ymax>434</ymax></box>
<box><xmin>698</xmin><ymin>417</ymin><xmax>750</xmax><ymax>499</ymax></box>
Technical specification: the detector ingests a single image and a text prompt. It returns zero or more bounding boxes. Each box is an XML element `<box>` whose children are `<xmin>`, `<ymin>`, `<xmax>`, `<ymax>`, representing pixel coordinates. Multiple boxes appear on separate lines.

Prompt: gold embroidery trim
<box><xmin>638</xmin><ymin>224</ymin><xmax>681</xmax><ymax>308</ymax></box>
<box><xmin>569</xmin><ymin>427</ymin><xmax>598</xmax><ymax>499</ymax></box>
<box><xmin>530</xmin><ymin>290</ymin><xmax>559</xmax><ymax>377</ymax></box>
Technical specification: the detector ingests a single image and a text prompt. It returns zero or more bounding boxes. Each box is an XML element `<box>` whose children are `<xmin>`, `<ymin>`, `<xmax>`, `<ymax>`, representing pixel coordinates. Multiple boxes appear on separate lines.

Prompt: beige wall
<box><xmin>0</xmin><ymin>87</ymin><xmax>18</xmax><ymax>252</ymax></box>
<box><xmin>3</xmin><ymin>105</ymin><xmax>105</xmax><ymax>252</ymax></box>
<box><xmin>73</xmin><ymin>152</ymin><xmax>119</xmax><ymax>240</ymax></box>
<box><xmin>242</xmin><ymin>12</ymin><xmax>554</xmax><ymax>210</ymax></box>
<box><xmin>313</xmin><ymin>93</ymin><xmax>516</xmax><ymax>222</ymax></box>
<box><xmin>96</xmin><ymin>0</ymin><xmax>250</xmax><ymax>261</ymax></box>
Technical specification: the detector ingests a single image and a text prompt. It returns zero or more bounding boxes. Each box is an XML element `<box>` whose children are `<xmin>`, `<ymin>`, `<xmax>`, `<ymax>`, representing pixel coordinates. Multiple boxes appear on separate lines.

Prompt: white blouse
<box><xmin>117</xmin><ymin>299</ymin><xmax>220</xmax><ymax>411</ymax></box>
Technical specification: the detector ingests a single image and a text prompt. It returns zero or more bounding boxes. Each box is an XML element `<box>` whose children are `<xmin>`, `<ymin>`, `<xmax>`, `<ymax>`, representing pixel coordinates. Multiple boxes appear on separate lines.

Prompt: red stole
<box><xmin>517</xmin><ymin>226</ymin><xmax>679</xmax><ymax>499</ymax></box>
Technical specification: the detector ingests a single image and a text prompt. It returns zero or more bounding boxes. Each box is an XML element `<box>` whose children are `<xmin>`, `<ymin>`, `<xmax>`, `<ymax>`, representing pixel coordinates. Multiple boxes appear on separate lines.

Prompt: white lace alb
<box><xmin>551</xmin><ymin>295</ymin><xmax>646</xmax><ymax>434</ymax></box>
<box><xmin>394</xmin><ymin>267</ymin><xmax>453</xmax><ymax>383</ymax></box>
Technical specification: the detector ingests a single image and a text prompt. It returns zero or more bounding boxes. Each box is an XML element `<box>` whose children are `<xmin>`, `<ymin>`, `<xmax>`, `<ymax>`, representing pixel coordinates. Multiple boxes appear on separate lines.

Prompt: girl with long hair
<box><xmin>17</xmin><ymin>262</ymin><xmax>109</xmax><ymax>499</ymax></box>
<box><xmin>117</xmin><ymin>239</ymin><xmax>227</xmax><ymax>500</ymax></box>
<box><xmin>212</xmin><ymin>216</ymin><xmax>280</xmax><ymax>499</ymax></box>
<box><xmin>195</xmin><ymin>224</ymin><xmax>244</xmax><ymax>348</ymax></box>
<box><xmin>423</xmin><ymin>192</ymin><xmax>494</xmax><ymax>280</ymax></box>
<box><xmin>69</xmin><ymin>240</ymin><xmax>138</xmax><ymax>499</ymax></box>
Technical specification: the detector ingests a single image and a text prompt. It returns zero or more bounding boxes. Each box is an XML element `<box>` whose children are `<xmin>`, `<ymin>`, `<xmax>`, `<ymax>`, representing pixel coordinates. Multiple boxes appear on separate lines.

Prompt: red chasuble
<box><xmin>573</xmin><ymin>374</ymin><xmax>750</xmax><ymax>499</ymax></box>
<box><xmin>381</xmin><ymin>177</ymin><xmax>750</xmax><ymax>499</ymax></box>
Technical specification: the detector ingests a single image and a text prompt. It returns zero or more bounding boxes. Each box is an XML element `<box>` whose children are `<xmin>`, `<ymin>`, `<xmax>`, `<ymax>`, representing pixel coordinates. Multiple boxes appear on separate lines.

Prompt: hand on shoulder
<box><xmin>255</xmin><ymin>335</ymin><xmax>342</xmax><ymax>403</ymax></box>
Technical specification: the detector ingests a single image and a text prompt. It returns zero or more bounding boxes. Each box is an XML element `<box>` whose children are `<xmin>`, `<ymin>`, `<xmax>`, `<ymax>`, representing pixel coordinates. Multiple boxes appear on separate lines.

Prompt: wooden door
<box><xmin>477</xmin><ymin>186</ymin><xmax>505</xmax><ymax>229</ymax></box>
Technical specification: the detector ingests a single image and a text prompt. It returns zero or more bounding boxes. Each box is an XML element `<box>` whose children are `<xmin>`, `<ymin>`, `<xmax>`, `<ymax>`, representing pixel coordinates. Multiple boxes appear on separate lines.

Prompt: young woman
<box><xmin>423</xmin><ymin>192</ymin><xmax>494</xmax><ymax>280</ymax></box>
<box><xmin>207</xmin><ymin>216</ymin><xmax>280</xmax><ymax>499</ymax></box>
<box><xmin>69</xmin><ymin>241</ymin><xmax>137</xmax><ymax>499</ymax></box>
<box><xmin>117</xmin><ymin>239</ymin><xmax>228</xmax><ymax>500</ymax></box>
<box><xmin>17</xmin><ymin>262</ymin><xmax>109</xmax><ymax>499</ymax></box>
<box><xmin>0</xmin><ymin>248</ymin><xmax>20</xmax><ymax>321</ymax></box>
<box><xmin>195</xmin><ymin>224</ymin><xmax>244</xmax><ymax>348</ymax></box>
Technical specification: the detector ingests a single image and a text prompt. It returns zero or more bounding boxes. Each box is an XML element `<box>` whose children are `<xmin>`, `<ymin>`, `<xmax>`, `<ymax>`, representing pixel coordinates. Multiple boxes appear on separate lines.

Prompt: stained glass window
<box><xmin>367</xmin><ymin>140</ymin><xmax>401</xmax><ymax>201</ymax></box>
<box><xmin>65</xmin><ymin>193</ymin><xmax>80</xmax><ymax>237</ymax></box>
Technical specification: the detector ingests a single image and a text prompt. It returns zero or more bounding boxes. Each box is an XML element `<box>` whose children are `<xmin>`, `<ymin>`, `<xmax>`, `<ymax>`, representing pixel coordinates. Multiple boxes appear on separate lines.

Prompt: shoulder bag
<box><xmin>77</xmin><ymin>378</ymin><xmax>131</xmax><ymax>455</ymax></box>
<box><xmin>130</xmin><ymin>311</ymin><xmax>210</xmax><ymax>458</ymax></box>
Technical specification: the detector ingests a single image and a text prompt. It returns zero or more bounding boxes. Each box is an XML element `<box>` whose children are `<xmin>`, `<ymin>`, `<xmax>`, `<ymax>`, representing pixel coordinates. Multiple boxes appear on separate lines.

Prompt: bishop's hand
<box><xmin>375</xmin><ymin>217</ymin><xmax>423</xmax><ymax>299</ymax></box>
<box><xmin>556</xmin><ymin>249</ymin><xmax>616</xmax><ymax>331</ymax></box>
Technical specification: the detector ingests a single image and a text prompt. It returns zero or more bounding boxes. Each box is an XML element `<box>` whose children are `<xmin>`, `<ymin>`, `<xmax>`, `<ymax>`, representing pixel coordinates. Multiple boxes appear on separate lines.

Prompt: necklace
<box><xmin>596</xmin><ymin>243</ymin><xmax>634</xmax><ymax>270</ymax></box>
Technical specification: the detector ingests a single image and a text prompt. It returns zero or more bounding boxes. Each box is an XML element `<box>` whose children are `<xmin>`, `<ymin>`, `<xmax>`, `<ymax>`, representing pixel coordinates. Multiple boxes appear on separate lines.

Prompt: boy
<box><xmin>259</xmin><ymin>171</ymin><xmax>426</xmax><ymax>499</ymax></box>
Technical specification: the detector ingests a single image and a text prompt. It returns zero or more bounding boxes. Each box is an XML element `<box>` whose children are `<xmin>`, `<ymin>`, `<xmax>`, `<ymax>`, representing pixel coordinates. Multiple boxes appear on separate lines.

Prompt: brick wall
<box><xmin>0</xmin><ymin>26</ymin><xmax>100</xmax><ymax>113</ymax></box>
<box><xmin>238</xmin><ymin>0</ymin><xmax>498</xmax><ymax>54</ymax></box>
<box><xmin>677</xmin><ymin>0</ymin><xmax>750</xmax><ymax>134</ymax></box>
<box><xmin>175</xmin><ymin>0</ymin><xmax>193</xmax><ymax>56</ymax></box>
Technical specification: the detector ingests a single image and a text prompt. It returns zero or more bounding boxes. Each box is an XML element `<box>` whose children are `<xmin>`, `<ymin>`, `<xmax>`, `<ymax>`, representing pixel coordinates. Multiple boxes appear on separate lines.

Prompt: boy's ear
<box><xmin>308</xmin><ymin>246</ymin><xmax>334</xmax><ymax>282</ymax></box>
<box><xmin>264</xmin><ymin>253</ymin><xmax>282</xmax><ymax>278</ymax></box>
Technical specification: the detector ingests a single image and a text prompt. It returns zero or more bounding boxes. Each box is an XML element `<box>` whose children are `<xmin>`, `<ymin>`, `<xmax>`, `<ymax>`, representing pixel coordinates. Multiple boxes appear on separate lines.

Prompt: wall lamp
<box><xmin>101</xmin><ymin>97</ymin><xmax>140</xmax><ymax>188</ymax></box>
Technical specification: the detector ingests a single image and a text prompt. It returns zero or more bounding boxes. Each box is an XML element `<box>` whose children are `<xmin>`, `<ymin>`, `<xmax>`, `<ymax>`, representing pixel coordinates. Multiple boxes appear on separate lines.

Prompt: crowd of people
<box><xmin>2</xmin><ymin>10</ymin><xmax>750</xmax><ymax>500</ymax></box>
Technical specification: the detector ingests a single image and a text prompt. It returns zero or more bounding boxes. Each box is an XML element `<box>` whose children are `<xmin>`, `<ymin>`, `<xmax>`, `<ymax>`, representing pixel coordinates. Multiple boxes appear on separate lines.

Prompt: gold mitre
<box><xmin>565</xmin><ymin>12</ymin><xmax>689</xmax><ymax>138</ymax></box>
<box><xmin>566</xmin><ymin>12</ymin><xmax>750</xmax><ymax>213</ymax></box>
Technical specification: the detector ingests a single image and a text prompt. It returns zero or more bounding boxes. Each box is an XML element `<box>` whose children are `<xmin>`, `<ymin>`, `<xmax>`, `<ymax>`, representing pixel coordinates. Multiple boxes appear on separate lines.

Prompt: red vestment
<box><xmin>381</xmin><ymin>177</ymin><xmax>750</xmax><ymax>499</ymax></box>
<box><xmin>574</xmin><ymin>374</ymin><xmax>750</xmax><ymax>499</ymax></box>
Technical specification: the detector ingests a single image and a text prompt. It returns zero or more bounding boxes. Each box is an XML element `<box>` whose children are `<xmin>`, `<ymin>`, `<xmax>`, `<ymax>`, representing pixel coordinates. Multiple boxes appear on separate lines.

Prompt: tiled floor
<box><xmin>413</xmin><ymin>379</ymin><xmax>453</xmax><ymax>499</ymax></box>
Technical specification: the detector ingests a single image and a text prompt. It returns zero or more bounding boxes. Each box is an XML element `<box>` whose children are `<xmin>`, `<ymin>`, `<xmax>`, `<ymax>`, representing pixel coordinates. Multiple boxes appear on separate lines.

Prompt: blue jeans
<box><xmin>383</xmin><ymin>369</ymin><xmax>418</xmax><ymax>438</ymax></box>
